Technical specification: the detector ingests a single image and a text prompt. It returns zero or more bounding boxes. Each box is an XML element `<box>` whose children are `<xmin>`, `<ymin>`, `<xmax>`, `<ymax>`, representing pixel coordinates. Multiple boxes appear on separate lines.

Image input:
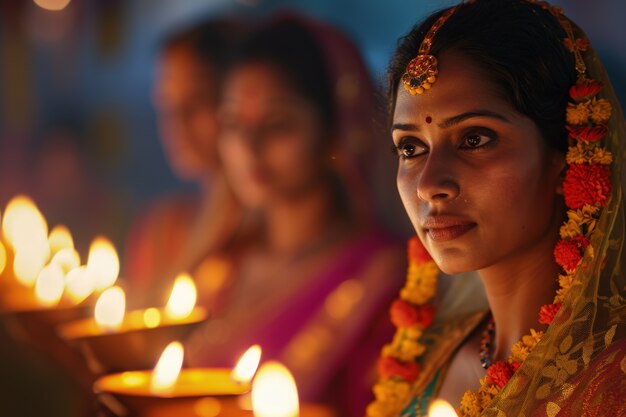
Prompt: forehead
<box><xmin>393</xmin><ymin>52</ymin><xmax>515</xmax><ymax>123</ymax></box>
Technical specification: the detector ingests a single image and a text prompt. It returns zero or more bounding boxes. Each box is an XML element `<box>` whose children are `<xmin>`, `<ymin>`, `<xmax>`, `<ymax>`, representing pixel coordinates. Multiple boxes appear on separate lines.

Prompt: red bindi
<box><xmin>425</xmin><ymin>116</ymin><xmax>432</xmax><ymax>124</ymax></box>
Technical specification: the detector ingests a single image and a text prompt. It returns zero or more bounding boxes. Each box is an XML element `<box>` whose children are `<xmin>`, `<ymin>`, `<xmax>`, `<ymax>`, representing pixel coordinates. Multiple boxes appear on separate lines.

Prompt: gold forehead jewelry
<box><xmin>401</xmin><ymin>3</ymin><xmax>465</xmax><ymax>95</ymax></box>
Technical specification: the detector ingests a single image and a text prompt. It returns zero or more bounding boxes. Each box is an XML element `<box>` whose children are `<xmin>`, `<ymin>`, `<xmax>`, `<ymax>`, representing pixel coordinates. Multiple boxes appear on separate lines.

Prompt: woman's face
<box><xmin>393</xmin><ymin>52</ymin><xmax>565</xmax><ymax>274</ymax></box>
<box><xmin>153</xmin><ymin>46</ymin><xmax>219</xmax><ymax>181</ymax></box>
<box><xmin>217</xmin><ymin>62</ymin><xmax>330</xmax><ymax>208</ymax></box>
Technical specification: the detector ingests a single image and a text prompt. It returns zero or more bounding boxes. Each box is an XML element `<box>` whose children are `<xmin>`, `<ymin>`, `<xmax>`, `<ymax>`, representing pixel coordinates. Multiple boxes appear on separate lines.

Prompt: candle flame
<box><xmin>64</xmin><ymin>266</ymin><xmax>95</xmax><ymax>304</ymax></box>
<box><xmin>51</xmin><ymin>247</ymin><xmax>80</xmax><ymax>275</ymax></box>
<box><xmin>33</xmin><ymin>0</ymin><xmax>72</xmax><ymax>11</ymax></box>
<box><xmin>165</xmin><ymin>273</ymin><xmax>197</xmax><ymax>320</ymax></box>
<box><xmin>0</xmin><ymin>240</ymin><xmax>6</xmax><ymax>276</ymax></box>
<box><xmin>48</xmin><ymin>225</ymin><xmax>74</xmax><ymax>255</ymax></box>
<box><xmin>87</xmin><ymin>236</ymin><xmax>119</xmax><ymax>291</ymax></box>
<box><xmin>3</xmin><ymin>196</ymin><xmax>50</xmax><ymax>285</ymax></box>
<box><xmin>2</xmin><ymin>195</ymin><xmax>49</xmax><ymax>253</ymax></box>
<box><xmin>251</xmin><ymin>361</ymin><xmax>299</xmax><ymax>417</ymax></box>
<box><xmin>34</xmin><ymin>264</ymin><xmax>65</xmax><ymax>306</ymax></box>
<box><xmin>232</xmin><ymin>345</ymin><xmax>262</xmax><ymax>384</ymax></box>
<box><xmin>151</xmin><ymin>341</ymin><xmax>184</xmax><ymax>394</ymax></box>
<box><xmin>428</xmin><ymin>399</ymin><xmax>459</xmax><ymax>417</ymax></box>
<box><xmin>94</xmin><ymin>286</ymin><xmax>125</xmax><ymax>331</ymax></box>
<box><xmin>143</xmin><ymin>307</ymin><xmax>162</xmax><ymax>328</ymax></box>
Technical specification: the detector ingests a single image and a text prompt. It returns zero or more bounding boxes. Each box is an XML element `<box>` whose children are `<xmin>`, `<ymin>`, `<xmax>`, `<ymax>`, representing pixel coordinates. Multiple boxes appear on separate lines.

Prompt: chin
<box><xmin>428</xmin><ymin>247</ymin><xmax>481</xmax><ymax>275</ymax></box>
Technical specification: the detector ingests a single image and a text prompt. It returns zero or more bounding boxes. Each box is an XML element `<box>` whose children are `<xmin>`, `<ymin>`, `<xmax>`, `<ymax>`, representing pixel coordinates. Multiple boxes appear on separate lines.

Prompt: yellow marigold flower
<box><xmin>478</xmin><ymin>383</ymin><xmax>499</xmax><ymax>409</ymax></box>
<box><xmin>566</xmin><ymin>141</ymin><xmax>613</xmax><ymax>165</ymax></box>
<box><xmin>399</xmin><ymin>339</ymin><xmax>426</xmax><ymax>358</ymax></box>
<box><xmin>559</xmin><ymin>219</ymin><xmax>582</xmax><ymax>239</ymax></box>
<box><xmin>381</xmin><ymin>343</ymin><xmax>396</xmax><ymax>358</ymax></box>
<box><xmin>559</xmin><ymin>274</ymin><xmax>575</xmax><ymax>291</ymax></box>
<box><xmin>522</xmin><ymin>329</ymin><xmax>544</xmax><ymax>350</ymax></box>
<box><xmin>366</xmin><ymin>401</ymin><xmax>394</xmax><ymax>417</ymax></box>
<box><xmin>405</xmin><ymin>326</ymin><xmax>423</xmax><ymax>340</ymax></box>
<box><xmin>459</xmin><ymin>390</ymin><xmax>482</xmax><ymax>417</ymax></box>
<box><xmin>510</xmin><ymin>341</ymin><xmax>530</xmax><ymax>363</ymax></box>
<box><xmin>402</xmin><ymin>262</ymin><xmax>438</xmax><ymax>304</ymax></box>
<box><xmin>566</xmin><ymin>101</ymin><xmax>590</xmax><ymax>126</ymax></box>
<box><xmin>555</xmin><ymin>287</ymin><xmax>569</xmax><ymax>303</ymax></box>
<box><xmin>590</xmin><ymin>98</ymin><xmax>612</xmax><ymax>124</ymax></box>
<box><xmin>372</xmin><ymin>380</ymin><xmax>410</xmax><ymax>405</ymax></box>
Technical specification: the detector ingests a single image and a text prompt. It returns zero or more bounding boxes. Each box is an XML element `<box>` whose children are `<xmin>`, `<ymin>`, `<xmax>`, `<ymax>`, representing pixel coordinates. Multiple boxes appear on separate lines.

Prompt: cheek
<box><xmin>396</xmin><ymin>164</ymin><xmax>422</xmax><ymax>226</ymax></box>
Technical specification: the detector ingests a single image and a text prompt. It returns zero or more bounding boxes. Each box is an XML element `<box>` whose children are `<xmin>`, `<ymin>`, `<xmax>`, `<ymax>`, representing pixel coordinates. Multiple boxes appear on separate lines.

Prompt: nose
<box><xmin>416</xmin><ymin>148</ymin><xmax>460</xmax><ymax>203</ymax></box>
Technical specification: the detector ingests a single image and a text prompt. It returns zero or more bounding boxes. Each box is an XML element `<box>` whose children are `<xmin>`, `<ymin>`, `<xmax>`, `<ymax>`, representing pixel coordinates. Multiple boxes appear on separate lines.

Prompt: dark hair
<box><xmin>160</xmin><ymin>18</ymin><xmax>246</xmax><ymax>91</ymax></box>
<box><xmin>388</xmin><ymin>0</ymin><xmax>577</xmax><ymax>152</ymax></box>
<box><xmin>226</xmin><ymin>17</ymin><xmax>336</xmax><ymax>132</ymax></box>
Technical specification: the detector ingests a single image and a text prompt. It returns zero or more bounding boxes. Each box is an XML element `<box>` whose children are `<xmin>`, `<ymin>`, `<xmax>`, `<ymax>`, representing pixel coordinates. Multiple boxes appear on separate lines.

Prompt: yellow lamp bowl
<box><xmin>59</xmin><ymin>307</ymin><xmax>208</xmax><ymax>374</ymax></box>
<box><xmin>94</xmin><ymin>368</ymin><xmax>249</xmax><ymax>417</ymax></box>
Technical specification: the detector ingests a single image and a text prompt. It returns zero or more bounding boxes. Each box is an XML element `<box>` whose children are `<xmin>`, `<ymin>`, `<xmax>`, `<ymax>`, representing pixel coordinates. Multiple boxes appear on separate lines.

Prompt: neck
<box><xmin>479</xmin><ymin>223</ymin><xmax>561</xmax><ymax>362</ymax></box>
<box><xmin>264</xmin><ymin>184</ymin><xmax>343</xmax><ymax>256</ymax></box>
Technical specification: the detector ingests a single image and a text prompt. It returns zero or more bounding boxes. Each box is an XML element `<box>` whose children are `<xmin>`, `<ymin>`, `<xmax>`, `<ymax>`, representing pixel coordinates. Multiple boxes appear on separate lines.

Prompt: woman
<box><xmin>125</xmin><ymin>19</ymin><xmax>244</xmax><ymax>305</ymax></box>
<box><xmin>367</xmin><ymin>1</ymin><xmax>625</xmax><ymax>416</ymax></box>
<box><xmin>185</xmin><ymin>15</ymin><xmax>406</xmax><ymax>415</ymax></box>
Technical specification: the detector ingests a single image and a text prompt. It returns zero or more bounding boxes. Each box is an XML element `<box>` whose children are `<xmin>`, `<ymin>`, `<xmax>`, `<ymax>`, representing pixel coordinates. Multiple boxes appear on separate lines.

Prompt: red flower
<box><xmin>408</xmin><ymin>236</ymin><xmax>432</xmax><ymax>263</ymax></box>
<box><xmin>563</xmin><ymin>38</ymin><xmax>590</xmax><ymax>52</ymax></box>
<box><xmin>539</xmin><ymin>302</ymin><xmax>562</xmax><ymax>325</ymax></box>
<box><xmin>415</xmin><ymin>304</ymin><xmax>436</xmax><ymax>328</ymax></box>
<box><xmin>390</xmin><ymin>299</ymin><xmax>418</xmax><ymax>328</ymax></box>
<box><xmin>554</xmin><ymin>236</ymin><xmax>590</xmax><ymax>272</ymax></box>
<box><xmin>569</xmin><ymin>80</ymin><xmax>603</xmax><ymax>102</ymax></box>
<box><xmin>486</xmin><ymin>361</ymin><xmax>513</xmax><ymax>388</ymax></box>
<box><xmin>377</xmin><ymin>356</ymin><xmax>420</xmax><ymax>381</ymax></box>
<box><xmin>562</xmin><ymin>163</ymin><xmax>612</xmax><ymax>209</ymax></box>
<box><xmin>566</xmin><ymin>124</ymin><xmax>608</xmax><ymax>143</ymax></box>
<box><xmin>510</xmin><ymin>361</ymin><xmax>521</xmax><ymax>373</ymax></box>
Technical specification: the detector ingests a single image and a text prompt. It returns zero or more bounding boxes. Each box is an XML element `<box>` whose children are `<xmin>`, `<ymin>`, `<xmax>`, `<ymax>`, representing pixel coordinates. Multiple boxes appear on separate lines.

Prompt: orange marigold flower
<box><xmin>566</xmin><ymin>124</ymin><xmax>608</xmax><ymax>142</ymax></box>
<box><xmin>486</xmin><ymin>361</ymin><xmax>513</xmax><ymax>389</ymax></box>
<box><xmin>408</xmin><ymin>236</ymin><xmax>431</xmax><ymax>263</ymax></box>
<box><xmin>562</xmin><ymin>163</ymin><xmax>612</xmax><ymax>209</ymax></box>
<box><xmin>539</xmin><ymin>302</ymin><xmax>562</xmax><ymax>325</ymax></box>
<box><xmin>590</xmin><ymin>98</ymin><xmax>612</xmax><ymax>124</ymax></box>
<box><xmin>554</xmin><ymin>236</ymin><xmax>590</xmax><ymax>272</ymax></box>
<box><xmin>459</xmin><ymin>391</ymin><xmax>482</xmax><ymax>417</ymax></box>
<box><xmin>510</xmin><ymin>361</ymin><xmax>521</xmax><ymax>373</ymax></box>
<box><xmin>390</xmin><ymin>299</ymin><xmax>418</xmax><ymax>328</ymax></box>
<box><xmin>566</xmin><ymin>101</ymin><xmax>590</xmax><ymax>126</ymax></box>
<box><xmin>569</xmin><ymin>80</ymin><xmax>603</xmax><ymax>102</ymax></box>
<box><xmin>377</xmin><ymin>356</ymin><xmax>420</xmax><ymax>382</ymax></box>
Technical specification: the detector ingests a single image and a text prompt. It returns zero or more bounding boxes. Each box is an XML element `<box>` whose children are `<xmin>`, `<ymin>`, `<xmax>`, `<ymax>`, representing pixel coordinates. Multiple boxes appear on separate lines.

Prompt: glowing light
<box><xmin>151</xmin><ymin>341</ymin><xmax>184</xmax><ymax>394</ymax></box>
<box><xmin>64</xmin><ymin>266</ymin><xmax>95</xmax><ymax>304</ymax></box>
<box><xmin>232</xmin><ymin>345</ymin><xmax>262</xmax><ymax>384</ymax></box>
<box><xmin>51</xmin><ymin>248</ymin><xmax>80</xmax><ymax>274</ymax></box>
<box><xmin>143</xmin><ymin>307</ymin><xmax>162</xmax><ymax>328</ymax></box>
<box><xmin>2</xmin><ymin>195</ymin><xmax>49</xmax><ymax>254</ymax></box>
<box><xmin>13</xmin><ymin>249</ymin><xmax>47</xmax><ymax>286</ymax></box>
<box><xmin>87</xmin><ymin>236</ymin><xmax>119</xmax><ymax>291</ymax></box>
<box><xmin>165</xmin><ymin>273</ymin><xmax>197</xmax><ymax>320</ymax></box>
<box><xmin>251</xmin><ymin>361</ymin><xmax>299</xmax><ymax>417</ymax></box>
<box><xmin>0</xmin><ymin>240</ymin><xmax>6</xmax><ymax>276</ymax></box>
<box><xmin>34</xmin><ymin>264</ymin><xmax>65</xmax><ymax>306</ymax></box>
<box><xmin>94</xmin><ymin>286</ymin><xmax>125</xmax><ymax>331</ymax></box>
<box><xmin>48</xmin><ymin>225</ymin><xmax>74</xmax><ymax>255</ymax></box>
<box><xmin>33</xmin><ymin>0</ymin><xmax>72</xmax><ymax>11</ymax></box>
<box><xmin>428</xmin><ymin>399</ymin><xmax>458</xmax><ymax>417</ymax></box>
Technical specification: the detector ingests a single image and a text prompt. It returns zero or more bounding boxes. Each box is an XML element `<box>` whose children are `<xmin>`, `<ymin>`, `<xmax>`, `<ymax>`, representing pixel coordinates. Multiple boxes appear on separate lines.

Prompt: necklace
<box><xmin>478</xmin><ymin>317</ymin><xmax>495</xmax><ymax>370</ymax></box>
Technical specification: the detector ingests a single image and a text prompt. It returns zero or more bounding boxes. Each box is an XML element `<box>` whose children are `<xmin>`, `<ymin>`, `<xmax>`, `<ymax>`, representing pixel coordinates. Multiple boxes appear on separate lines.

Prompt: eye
<box><xmin>460</xmin><ymin>130</ymin><xmax>496</xmax><ymax>150</ymax></box>
<box><xmin>394</xmin><ymin>139</ymin><xmax>427</xmax><ymax>159</ymax></box>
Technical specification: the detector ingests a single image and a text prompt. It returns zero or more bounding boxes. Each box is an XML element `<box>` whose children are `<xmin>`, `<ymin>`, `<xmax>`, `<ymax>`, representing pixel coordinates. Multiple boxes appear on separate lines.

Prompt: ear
<box><xmin>553</xmin><ymin>151</ymin><xmax>567</xmax><ymax>196</ymax></box>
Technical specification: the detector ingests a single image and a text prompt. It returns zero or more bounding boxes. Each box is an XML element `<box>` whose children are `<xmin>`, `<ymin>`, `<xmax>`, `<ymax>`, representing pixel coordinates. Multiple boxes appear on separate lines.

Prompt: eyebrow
<box><xmin>391</xmin><ymin>110</ymin><xmax>511</xmax><ymax>132</ymax></box>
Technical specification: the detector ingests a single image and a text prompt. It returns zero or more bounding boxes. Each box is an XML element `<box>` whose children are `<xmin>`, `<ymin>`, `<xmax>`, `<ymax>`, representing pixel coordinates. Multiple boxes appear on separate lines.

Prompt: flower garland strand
<box><xmin>366</xmin><ymin>237</ymin><xmax>438</xmax><ymax>417</ymax></box>
<box><xmin>458</xmin><ymin>34</ymin><xmax>613</xmax><ymax>417</ymax></box>
<box><xmin>367</xmin><ymin>5</ymin><xmax>613</xmax><ymax>417</ymax></box>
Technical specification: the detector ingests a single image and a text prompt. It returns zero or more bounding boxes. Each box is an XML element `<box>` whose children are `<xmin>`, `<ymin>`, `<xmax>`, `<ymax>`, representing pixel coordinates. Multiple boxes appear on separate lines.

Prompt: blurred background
<box><xmin>0</xmin><ymin>0</ymin><xmax>624</xmax><ymax>416</ymax></box>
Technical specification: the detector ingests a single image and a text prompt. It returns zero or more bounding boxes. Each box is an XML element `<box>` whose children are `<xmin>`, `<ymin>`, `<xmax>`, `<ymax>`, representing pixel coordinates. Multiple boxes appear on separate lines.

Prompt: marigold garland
<box><xmin>367</xmin><ymin>5</ymin><xmax>614</xmax><ymax>416</ymax></box>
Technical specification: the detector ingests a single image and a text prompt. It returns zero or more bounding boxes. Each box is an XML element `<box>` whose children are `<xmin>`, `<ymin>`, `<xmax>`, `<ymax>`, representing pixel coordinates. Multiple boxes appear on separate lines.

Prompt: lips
<box><xmin>422</xmin><ymin>215</ymin><xmax>477</xmax><ymax>242</ymax></box>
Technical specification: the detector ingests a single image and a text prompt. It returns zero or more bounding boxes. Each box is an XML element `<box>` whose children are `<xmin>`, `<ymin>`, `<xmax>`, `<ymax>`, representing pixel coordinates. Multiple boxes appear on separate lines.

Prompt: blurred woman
<box><xmin>186</xmin><ymin>14</ymin><xmax>406</xmax><ymax>415</ymax></box>
<box><xmin>125</xmin><ymin>19</ymin><xmax>244</xmax><ymax>305</ymax></box>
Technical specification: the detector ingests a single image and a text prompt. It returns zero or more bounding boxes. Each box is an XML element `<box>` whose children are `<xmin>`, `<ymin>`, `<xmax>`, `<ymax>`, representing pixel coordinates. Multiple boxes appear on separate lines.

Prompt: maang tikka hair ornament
<box><xmin>401</xmin><ymin>2</ymin><xmax>465</xmax><ymax>95</ymax></box>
